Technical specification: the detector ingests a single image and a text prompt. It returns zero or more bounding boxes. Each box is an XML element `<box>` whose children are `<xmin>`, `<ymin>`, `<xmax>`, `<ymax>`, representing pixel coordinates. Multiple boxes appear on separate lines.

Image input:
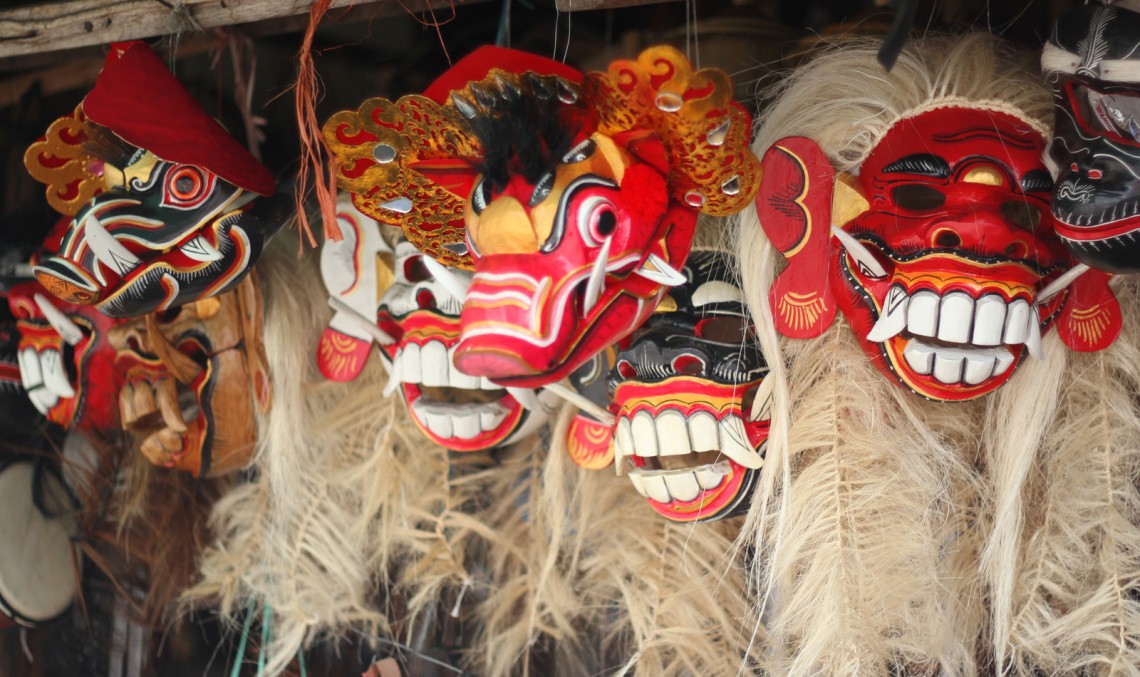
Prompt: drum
<box><xmin>0</xmin><ymin>461</ymin><xmax>78</xmax><ymax>628</ymax></box>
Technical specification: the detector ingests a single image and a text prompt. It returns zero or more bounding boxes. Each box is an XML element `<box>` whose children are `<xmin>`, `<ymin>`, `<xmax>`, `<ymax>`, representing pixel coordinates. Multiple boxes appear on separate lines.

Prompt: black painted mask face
<box><xmin>1045</xmin><ymin>2</ymin><xmax>1140</xmax><ymax>273</ymax></box>
<box><xmin>607</xmin><ymin>251</ymin><xmax>770</xmax><ymax>522</ymax></box>
<box><xmin>32</xmin><ymin>150</ymin><xmax>281</xmax><ymax>317</ymax></box>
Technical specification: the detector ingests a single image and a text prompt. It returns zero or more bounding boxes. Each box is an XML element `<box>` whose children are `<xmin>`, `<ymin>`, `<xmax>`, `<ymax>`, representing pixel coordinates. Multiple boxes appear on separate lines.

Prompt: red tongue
<box><xmin>452</xmin><ymin>347</ymin><xmax>537</xmax><ymax>381</ymax></box>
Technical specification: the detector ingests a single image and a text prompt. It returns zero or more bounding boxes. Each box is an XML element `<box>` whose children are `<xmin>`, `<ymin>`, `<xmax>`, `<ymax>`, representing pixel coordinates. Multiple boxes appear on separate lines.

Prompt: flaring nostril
<box><xmin>1088</xmin><ymin>169</ymin><xmax>1104</xmax><ymax>180</ymax></box>
<box><xmin>1004</xmin><ymin>242</ymin><xmax>1028</xmax><ymax>258</ymax></box>
<box><xmin>934</xmin><ymin>231</ymin><xmax>961</xmax><ymax>248</ymax></box>
<box><xmin>617</xmin><ymin>360</ymin><xmax>637</xmax><ymax>380</ymax></box>
<box><xmin>416</xmin><ymin>289</ymin><xmax>436</xmax><ymax>310</ymax></box>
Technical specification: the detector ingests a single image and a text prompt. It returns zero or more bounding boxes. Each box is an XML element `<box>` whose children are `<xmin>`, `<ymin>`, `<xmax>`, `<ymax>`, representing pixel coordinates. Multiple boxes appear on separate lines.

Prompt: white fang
<box><xmin>84</xmin><ymin>214</ymin><xmax>140</xmax><ymax>275</ymax></box>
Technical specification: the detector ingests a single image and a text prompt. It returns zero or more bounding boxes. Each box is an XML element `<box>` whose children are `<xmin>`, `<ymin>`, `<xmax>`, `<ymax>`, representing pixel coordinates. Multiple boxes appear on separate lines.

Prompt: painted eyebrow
<box><xmin>882</xmin><ymin>154</ymin><xmax>951</xmax><ymax>178</ymax></box>
<box><xmin>1020</xmin><ymin>169</ymin><xmax>1054</xmax><ymax>193</ymax></box>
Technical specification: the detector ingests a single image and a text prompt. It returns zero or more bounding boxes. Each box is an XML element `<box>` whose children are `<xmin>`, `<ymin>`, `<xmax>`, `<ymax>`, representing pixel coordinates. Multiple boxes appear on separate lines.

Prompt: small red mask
<box><xmin>8</xmin><ymin>279</ymin><xmax>123</xmax><ymax>433</ymax></box>
<box><xmin>758</xmin><ymin>106</ymin><xmax>1121</xmax><ymax>401</ymax></box>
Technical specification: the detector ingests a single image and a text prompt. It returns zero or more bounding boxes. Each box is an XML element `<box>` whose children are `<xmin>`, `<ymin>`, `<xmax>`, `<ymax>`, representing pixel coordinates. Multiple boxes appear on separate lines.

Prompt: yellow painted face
<box><xmin>463</xmin><ymin>132</ymin><xmax>629</xmax><ymax>256</ymax></box>
<box><xmin>101</xmin><ymin>150</ymin><xmax>161</xmax><ymax>191</ymax></box>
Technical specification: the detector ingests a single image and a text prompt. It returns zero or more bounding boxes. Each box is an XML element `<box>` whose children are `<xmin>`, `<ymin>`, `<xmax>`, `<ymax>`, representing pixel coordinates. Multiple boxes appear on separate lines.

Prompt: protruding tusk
<box><xmin>180</xmin><ymin>235</ymin><xmax>224</xmax><ymax>262</ymax></box>
<box><xmin>581</xmin><ymin>237</ymin><xmax>612</xmax><ymax>317</ymax></box>
<box><xmin>506</xmin><ymin>386</ymin><xmax>545</xmax><ymax>413</ymax></box>
<box><xmin>327</xmin><ymin>298</ymin><xmax>395</xmax><ymax>346</ymax></box>
<box><xmin>422</xmin><ymin>256</ymin><xmax>472</xmax><ymax>302</ymax></box>
<box><xmin>382</xmin><ymin>357</ymin><xmax>402</xmax><ymax>397</ymax></box>
<box><xmin>39</xmin><ymin>350</ymin><xmax>75</xmax><ymax>399</ymax></box>
<box><xmin>1025</xmin><ymin>311</ymin><xmax>1044</xmax><ymax>360</ymax></box>
<box><xmin>831</xmin><ymin>226</ymin><xmax>888</xmax><ymax>279</ymax></box>
<box><xmin>634</xmin><ymin>253</ymin><xmax>687</xmax><ymax>287</ymax></box>
<box><xmin>83</xmin><ymin>213</ymin><xmax>141</xmax><ymax>275</ymax></box>
<box><xmin>33</xmin><ymin>293</ymin><xmax>84</xmax><ymax>346</ymax></box>
<box><xmin>749</xmin><ymin>376</ymin><xmax>775</xmax><ymax>423</ymax></box>
<box><xmin>866</xmin><ymin>285</ymin><xmax>909</xmax><ymax>343</ymax></box>
<box><xmin>542</xmin><ymin>381</ymin><xmax>616</xmax><ymax>426</ymax></box>
<box><xmin>1037</xmin><ymin>263</ymin><xmax>1090</xmax><ymax>304</ymax></box>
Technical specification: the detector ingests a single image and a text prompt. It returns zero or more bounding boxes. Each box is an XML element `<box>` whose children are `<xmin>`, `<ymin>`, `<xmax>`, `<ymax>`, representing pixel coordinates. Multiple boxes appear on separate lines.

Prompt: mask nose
<box><xmin>469</xmin><ymin>196</ymin><xmax>539</xmax><ymax>255</ymax></box>
<box><xmin>926</xmin><ymin>207</ymin><xmax>1040</xmax><ymax>260</ymax></box>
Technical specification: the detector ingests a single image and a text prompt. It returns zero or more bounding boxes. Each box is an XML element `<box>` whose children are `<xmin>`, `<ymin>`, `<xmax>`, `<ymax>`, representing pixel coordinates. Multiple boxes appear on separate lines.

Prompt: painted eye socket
<box><xmin>471</xmin><ymin>178</ymin><xmax>493</xmax><ymax>216</ymax></box>
<box><xmin>1000</xmin><ymin>200</ymin><xmax>1044</xmax><ymax>232</ymax></box>
<box><xmin>576</xmin><ymin>195</ymin><xmax>618</xmax><ymax>247</ymax></box>
<box><xmin>695</xmin><ymin>315</ymin><xmax>749</xmax><ymax>345</ymax></box>
<box><xmin>403</xmin><ymin>255</ymin><xmax>431</xmax><ymax>283</ymax></box>
<box><xmin>891</xmin><ymin>184</ymin><xmax>946</xmax><ymax>211</ymax></box>
<box><xmin>671</xmin><ymin>354</ymin><xmax>705</xmax><ymax>376</ymax></box>
<box><xmin>163</xmin><ymin>165</ymin><xmax>211</xmax><ymax>208</ymax></box>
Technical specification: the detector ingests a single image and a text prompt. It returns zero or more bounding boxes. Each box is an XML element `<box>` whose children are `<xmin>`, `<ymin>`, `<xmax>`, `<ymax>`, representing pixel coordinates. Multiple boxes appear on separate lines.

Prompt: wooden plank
<box><xmin>0</xmin><ymin>0</ymin><xmax>679</xmax><ymax>60</ymax></box>
<box><xmin>0</xmin><ymin>0</ymin><xmax>464</xmax><ymax>59</ymax></box>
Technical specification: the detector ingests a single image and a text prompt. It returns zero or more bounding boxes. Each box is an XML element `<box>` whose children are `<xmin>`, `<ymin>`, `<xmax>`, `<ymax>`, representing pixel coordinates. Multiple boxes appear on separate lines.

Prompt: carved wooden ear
<box><xmin>1056</xmin><ymin>268</ymin><xmax>1122</xmax><ymax>352</ymax></box>
<box><xmin>832</xmin><ymin>172</ymin><xmax>869</xmax><ymax>227</ymax></box>
<box><xmin>755</xmin><ymin>137</ymin><xmax>841</xmax><ymax>338</ymax></box>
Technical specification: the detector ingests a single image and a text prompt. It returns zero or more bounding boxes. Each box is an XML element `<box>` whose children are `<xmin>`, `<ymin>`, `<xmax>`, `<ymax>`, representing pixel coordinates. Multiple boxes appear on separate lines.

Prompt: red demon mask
<box><xmin>8</xmin><ymin>278</ymin><xmax>123</xmax><ymax>433</ymax></box>
<box><xmin>757</xmin><ymin>106</ymin><xmax>1121</xmax><ymax>401</ymax></box>
<box><xmin>325</xmin><ymin>45</ymin><xmax>760</xmax><ymax>389</ymax></box>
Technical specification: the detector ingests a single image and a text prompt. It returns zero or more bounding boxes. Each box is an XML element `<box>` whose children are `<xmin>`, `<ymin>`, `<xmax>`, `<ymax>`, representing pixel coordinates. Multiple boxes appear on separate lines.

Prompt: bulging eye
<box><xmin>403</xmin><ymin>255</ymin><xmax>431</xmax><ymax>283</ymax></box>
<box><xmin>576</xmin><ymin>195</ymin><xmax>619</xmax><ymax>247</ymax></box>
<box><xmin>471</xmin><ymin>177</ymin><xmax>493</xmax><ymax>216</ymax></box>
<box><xmin>163</xmin><ymin>165</ymin><xmax>211</xmax><ymax>208</ymax></box>
<box><xmin>891</xmin><ymin>184</ymin><xmax>946</xmax><ymax>211</ymax></box>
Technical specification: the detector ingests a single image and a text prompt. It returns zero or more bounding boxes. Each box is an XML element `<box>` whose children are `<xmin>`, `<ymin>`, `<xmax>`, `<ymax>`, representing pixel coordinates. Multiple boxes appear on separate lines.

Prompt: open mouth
<box><xmin>612</xmin><ymin>406</ymin><xmax>764</xmax><ymax>522</ymax></box>
<box><xmin>838</xmin><ymin>239</ymin><xmax>1062</xmax><ymax>400</ymax></box>
<box><xmin>871</xmin><ymin>284</ymin><xmax>1040</xmax><ymax>388</ymax></box>
<box><xmin>391</xmin><ymin>338</ymin><xmax>526</xmax><ymax>450</ymax></box>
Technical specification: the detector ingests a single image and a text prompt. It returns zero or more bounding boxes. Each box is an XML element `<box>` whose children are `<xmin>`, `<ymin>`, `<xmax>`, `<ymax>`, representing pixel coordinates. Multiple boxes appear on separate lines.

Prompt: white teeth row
<box><xmin>391</xmin><ymin>341</ymin><xmax>500</xmax><ymax>390</ymax></box>
<box><xmin>612</xmin><ymin>410</ymin><xmax>763</xmax><ymax>470</ymax></box>
<box><xmin>17</xmin><ymin>347</ymin><xmax>75</xmax><ymax>415</ymax></box>
<box><xmin>903</xmin><ymin>339</ymin><xmax>1015</xmax><ymax>385</ymax></box>
<box><xmin>627</xmin><ymin>461</ymin><xmax>731</xmax><ymax>503</ymax></box>
<box><xmin>410</xmin><ymin>397</ymin><xmax>509</xmax><ymax>440</ymax></box>
<box><xmin>868</xmin><ymin>286</ymin><xmax>1043</xmax><ymax>359</ymax></box>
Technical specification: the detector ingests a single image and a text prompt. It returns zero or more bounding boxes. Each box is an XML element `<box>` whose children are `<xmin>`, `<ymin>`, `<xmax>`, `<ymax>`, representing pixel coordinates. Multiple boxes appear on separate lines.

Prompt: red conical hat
<box><xmin>83</xmin><ymin>41</ymin><xmax>275</xmax><ymax>196</ymax></box>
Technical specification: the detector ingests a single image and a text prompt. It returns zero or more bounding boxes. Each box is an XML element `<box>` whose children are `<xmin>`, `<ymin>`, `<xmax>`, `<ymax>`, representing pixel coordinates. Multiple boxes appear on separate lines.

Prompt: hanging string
<box><xmin>229</xmin><ymin>598</ymin><xmax>258</xmax><ymax>677</ymax></box>
<box><xmin>690</xmin><ymin>0</ymin><xmax>699</xmax><ymax>69</ymax></box>
<box><xmin>561</xmin><ymin>0</ymin><xmax>572</xmax><ymax>64</ymax></box>
<box><xmin>257</xmin><ymin>603</ymin><xmax>273</xmax><ymax>675</ymax></box>
<box><xmin>494</xmin><ymin>0</ymin><xmax>511</xmax><ymax>48</ymax></box>
<box><xmin>293</xmin><ymin>0</ymin><xmax>340</xmax><ymax>246</ymax></box>
<box><xmin>395</xmin><ymin>0</ymin><xmax>457</xmax><ymax>64</ymax></box>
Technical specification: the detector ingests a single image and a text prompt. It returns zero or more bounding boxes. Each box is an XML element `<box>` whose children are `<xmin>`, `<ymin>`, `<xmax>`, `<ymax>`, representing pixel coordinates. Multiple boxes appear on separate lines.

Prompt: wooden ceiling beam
<box><xmin>0</xmin><ymin>0</ymin><xmax>677</xmax><ymax>61</ymax></box>
<box><xmin>0</xmin><ymin>0</ymin><xmax>466</xmax><ymax>60</ymax></box>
